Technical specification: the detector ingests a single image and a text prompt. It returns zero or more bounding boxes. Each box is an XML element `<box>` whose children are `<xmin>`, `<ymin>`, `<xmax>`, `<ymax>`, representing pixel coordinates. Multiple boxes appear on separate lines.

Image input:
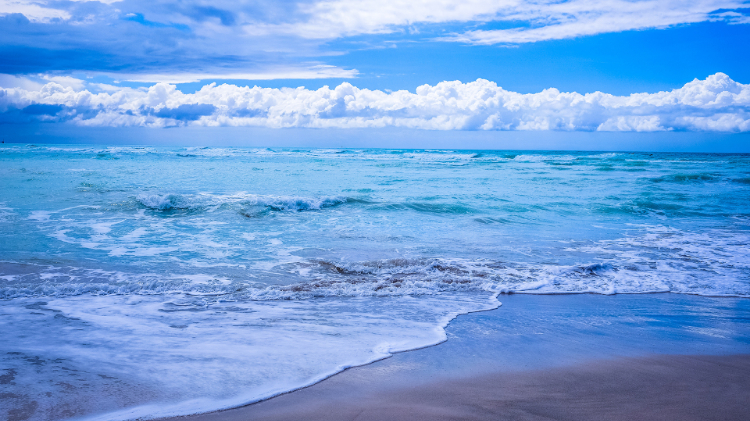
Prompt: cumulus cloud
<box><xmin>1</xmin><ymin>73</ymin><xmax>748</xmax><ymax>132</ymax></box>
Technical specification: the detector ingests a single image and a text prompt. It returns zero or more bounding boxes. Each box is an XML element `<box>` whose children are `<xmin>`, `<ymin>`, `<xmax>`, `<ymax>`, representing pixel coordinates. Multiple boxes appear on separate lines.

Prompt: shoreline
<box><xmin>159</xmin><ymin>293</ymin><xmax>750</xmax><ymax>421</ymax></box>
<box><xmin>164</xmin><ymin>354</ymin><xmax>750</xmax><ymax>421</ymax></box>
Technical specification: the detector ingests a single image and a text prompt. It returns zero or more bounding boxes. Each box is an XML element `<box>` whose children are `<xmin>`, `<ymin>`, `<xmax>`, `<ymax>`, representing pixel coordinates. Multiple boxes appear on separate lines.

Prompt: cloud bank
<box><xmin>1</xmin><ymin>73</ymin><xmax>749</xmax><ymax>132</ymax></box>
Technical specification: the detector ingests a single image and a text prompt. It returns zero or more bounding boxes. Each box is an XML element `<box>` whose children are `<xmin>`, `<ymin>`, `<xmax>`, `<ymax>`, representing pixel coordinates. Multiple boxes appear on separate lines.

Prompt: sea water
<box><xmin>1</xmin><ymin>145</ymin><xmax>749</xmax><ymax>420</ymax></box>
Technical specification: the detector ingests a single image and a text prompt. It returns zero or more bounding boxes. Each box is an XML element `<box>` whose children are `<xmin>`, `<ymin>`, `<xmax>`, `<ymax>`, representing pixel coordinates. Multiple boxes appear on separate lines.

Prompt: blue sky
<box><xmin>1</xmin><ymin>0</ymin><xmax>750</xmax><ymax>149</ymax></box>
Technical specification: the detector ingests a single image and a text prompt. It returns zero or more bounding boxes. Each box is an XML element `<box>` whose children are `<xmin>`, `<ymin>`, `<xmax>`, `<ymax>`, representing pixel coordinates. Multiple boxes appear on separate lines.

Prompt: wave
<box><xmin>512</xmin><ymin>154</ymin><xmax>579</xmax><ymax>163</ymax></box>
<box><xmin>135</xmin><ymin>193</ymin><xmax>480</xmax><ymax>217</ymax></box>
<box><xmin>473</xmin><ymin>217</ymin><xmax>511</xmax><ymax>224</ymax></box>
<box><xmin>648</xmin><ymin>173</ymin><xmax>718</xmax><ymax>183</ymax></box>
<box><xmin>4</xmin><ymin>224</ymin><xmax>749</xmax><ymax>300</ymax></box>
<box><xmin>594</xmin><ymin>199</ymin><xmax>686</xmax><ymax>216</ymax></box>
<box><xmin>377</xmin><ymin>202</ymin><xmax>477</xmax><ymax>215</ymax></box>
<box><xmin>135</xmin><ymin>193</ymin><xmax>364</xmax><ymax>214</ymax></box>
<box><xmin>0</xmin><ymin>259</ymin><xmax>496</xmax><ymax>300</ymax></box>
<box><xmin>239</xmin><ymin>196</ymin><xmax>365</xmax><ymax>216</ymax></box>
<box><xmin>137</xmin><ymin>193</ymin><xmax>196</xmax><ymax>211</ymax></box>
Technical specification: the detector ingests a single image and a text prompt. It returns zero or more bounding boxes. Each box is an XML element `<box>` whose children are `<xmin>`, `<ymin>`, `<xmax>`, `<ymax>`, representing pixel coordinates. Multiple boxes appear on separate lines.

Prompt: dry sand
<box><xmin>164</xmin><ymin>354</ymin><xmax>750</xmax><ymax>421</ymax></box>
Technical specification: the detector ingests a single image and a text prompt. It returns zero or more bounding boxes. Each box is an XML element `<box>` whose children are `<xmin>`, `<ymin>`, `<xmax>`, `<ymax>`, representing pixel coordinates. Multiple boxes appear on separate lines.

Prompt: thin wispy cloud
<box><xmin>116</xmin><ymin>66</ymin><xmax>359</xmax><ymax>84</ymax></box>
<box><xmin>1</xmin><ymin>0</ymin><xmax>748</xmax><ymax>78</ymax></box>
<box><xmin>261</xmin><ymin>0</ymin><xmax>750</xmax><ymax>43</ymax></box>
<box><xmin>438</xmin><ymin>0</ymin><xmax>750</xmax><ymax>44</ymax></box>
<box><xmin>2</xmin><ymin>73</ymin><xmax>748</xmax><ymax>132</ymax></box>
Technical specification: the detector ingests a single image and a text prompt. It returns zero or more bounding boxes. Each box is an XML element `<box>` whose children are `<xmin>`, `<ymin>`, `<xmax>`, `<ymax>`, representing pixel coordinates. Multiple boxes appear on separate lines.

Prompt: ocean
<box><xmin>1</xmin><ymin>145</ymin><xmax>749</xmax><ymax>420</ymax></box>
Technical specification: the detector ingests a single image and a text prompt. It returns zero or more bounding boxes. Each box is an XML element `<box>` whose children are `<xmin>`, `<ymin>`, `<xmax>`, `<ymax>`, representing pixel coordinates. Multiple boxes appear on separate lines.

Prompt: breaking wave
<box><xmin>4</xmin><ymin>224</ymin><xmax>749</xmax><ymax>301</ymax></box>
<box><xmin>648</xmin><ymin>173</ymin><xmax>719</xmax><ymax>183</ymax></box>
<box><xmin>135</xmin><ymin>193</ymin><xmax>363</xmax><ymax>214</ymax></box>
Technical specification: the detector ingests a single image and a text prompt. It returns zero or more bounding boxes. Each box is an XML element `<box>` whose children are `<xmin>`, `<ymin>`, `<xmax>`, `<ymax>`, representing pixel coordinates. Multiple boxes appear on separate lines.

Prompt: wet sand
<box><xmin>162</xmin><ymin>294</ymin><xmax>750</xmax><ymax>421</ymax></box>
<box><xmin>169</xmin><ymin>354</ymin><xmax>750</xmax><ymax>421</ymax></box>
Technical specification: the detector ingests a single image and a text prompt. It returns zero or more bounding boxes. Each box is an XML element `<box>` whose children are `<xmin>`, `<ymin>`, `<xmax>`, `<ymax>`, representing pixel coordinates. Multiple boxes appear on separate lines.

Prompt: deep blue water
<box><xmin>1</xmin><ymin>145</ymin><xmax>749</xmax><ymax>420</ymax></box>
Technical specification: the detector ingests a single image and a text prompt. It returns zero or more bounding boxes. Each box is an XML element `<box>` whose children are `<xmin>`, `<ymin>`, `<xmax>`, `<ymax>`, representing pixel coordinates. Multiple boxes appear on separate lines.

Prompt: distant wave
<box><xmin>135</xmin><ymin>192</ymin><xmax>482</xmax><ymax>217</ymax></box>
<box><xmin>5</xmin><ymin>146</ymin><xmax>741</xmax><ymax>171</ymax></box>
<box><xmin>376</xmin><ymin>202</ymin><xmax>477</xmax><ymax>215</ymax></box>
<box><xmin>648</xmin><ymin>173</ymin><xmax>718</xmax><ymax>183</ymax></box>
<box><xmin>135</xmin><ymin>193</ymin><xmax>365</xmax><ymax>215</ymax></box>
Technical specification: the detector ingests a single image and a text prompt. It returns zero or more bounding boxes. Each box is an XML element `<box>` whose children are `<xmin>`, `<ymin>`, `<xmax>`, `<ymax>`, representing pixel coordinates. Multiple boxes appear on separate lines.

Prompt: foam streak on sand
<box><xmin>1</xmin><ymin>146</ymin><xmax>749</xmax><ymax>420</ymax></box>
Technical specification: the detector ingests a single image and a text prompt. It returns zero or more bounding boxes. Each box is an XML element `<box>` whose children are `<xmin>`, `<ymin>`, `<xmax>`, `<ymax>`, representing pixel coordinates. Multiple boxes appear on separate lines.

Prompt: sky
<box><xmin>1</xmin><ymin>0</ymin><xmax>750</xmax><ymax>149</ymax></box>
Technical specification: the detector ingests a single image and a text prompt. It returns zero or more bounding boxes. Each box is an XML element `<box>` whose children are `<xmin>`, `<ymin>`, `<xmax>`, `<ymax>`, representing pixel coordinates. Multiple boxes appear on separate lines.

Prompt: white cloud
<box><xmin>41</xmin><ymin>75</ymin><xmax>86</xmax><ymax>90</ymax></box>
<box><xmin>0</xmin><ymin>0</ymin><xmax>121</xmax><ymax>22</ymax></box>
<box><xmin>0</xmin><ymin>74</ymin><xmax>44</xmax><ymax>90</ymax></box>
<box><xmin>116</xmin><ymin>66</ymin><xmax>359</xmax><ymax>84</ymax></box>
<box><xmin>6</xmin><ymin>0</ymin><xmax>747</xmax><ymax>45</ymax></box>
<box><xmin>712</xmin><ymin>11</ymin><xmax>750</xmax><ymax>24</ymax></box>
<box><xmin>1</xmin><ymin>73</ymin><xmax>749</xmax><ymax>132</ymax></box>
<box><xmin>0</xmin><ymin>0</ymin><xmax>70</xmax><ymax>22</ymax></box>
<box><xmin>261</xmin><ymin>0</ymin><xmax>508</xmax><ymax>39</ymax></box>
<box><xmin>251</xmin><ymin>0</ymin><xmax>749</xmax><ymax>43</ymax></box>
<box><xmin>439</xmin><ymin>0</ymin><xmax>748</xmax><ymax>44</ymax></box>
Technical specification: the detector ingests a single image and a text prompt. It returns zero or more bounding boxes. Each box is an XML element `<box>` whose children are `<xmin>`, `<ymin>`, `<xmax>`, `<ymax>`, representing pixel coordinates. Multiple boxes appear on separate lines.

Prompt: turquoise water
<box><xmin>1</xmin><ymin>145</ymin><xmax>749</xmax><ymax>420</ymax></box>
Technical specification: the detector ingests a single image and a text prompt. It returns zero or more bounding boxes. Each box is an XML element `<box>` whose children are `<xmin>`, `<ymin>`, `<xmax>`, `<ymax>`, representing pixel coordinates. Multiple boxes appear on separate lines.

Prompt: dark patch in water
<box><xmin>317</xmin><ymin>261</ymin><xmax>367</xmax><ymax>275</ymax></box>
<box><xmin>624</xmin><ymin>160</ymin><xmax>648</xmax><ymax>167</ymax></box>
<box><xmin>54</xmin><ymin>313</ymin><xmax>81</xmax><ymax>322</ymax></box>
<box><xmin>574</xmin><ymin>263</ymin><xmax>613</xmax><ymax>276</ymax></box>
<box><xmin>649</xmin><ymin>173</ymin><xmax>717</xmax><ymax>183</ymax></box>
<box><xmin>7</xmin><ymin>400</ymin><xmax>38</xmax><ymax>421</ymax></box>
<box><xmin>0</xmin><ymin>369</ymin><xmax>16</xmax><ymax>385</ymax></box>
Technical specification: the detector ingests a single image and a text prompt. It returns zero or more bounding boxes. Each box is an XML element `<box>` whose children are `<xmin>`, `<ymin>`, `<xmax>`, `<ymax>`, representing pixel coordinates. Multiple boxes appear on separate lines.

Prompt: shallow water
<box><xmin>1</xmin><ymin>145</ymin><xmax>749</xmax><ymax>420</ymax></box>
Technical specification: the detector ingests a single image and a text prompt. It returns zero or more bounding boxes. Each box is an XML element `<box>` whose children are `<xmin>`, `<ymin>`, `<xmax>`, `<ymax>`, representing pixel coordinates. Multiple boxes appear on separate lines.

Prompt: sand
<box><xmin>165</xmin><ymin>354</ymin><xmax>750</xmax><ymax>421</ymax></box>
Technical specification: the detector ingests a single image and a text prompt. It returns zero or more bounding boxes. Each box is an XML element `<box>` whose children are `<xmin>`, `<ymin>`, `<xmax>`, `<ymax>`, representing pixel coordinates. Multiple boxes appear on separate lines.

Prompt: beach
<box><xmin>1</xmin><ymin>147</ymin><xmax>749</xmax><ymax>421</ymax></box>
<box><xmin>164</xmin><ymin>294</ymin><xmax>750</xmax><ymax>421</ymax></box>
<box><xmin>3</xmin><ymin>3</ymin><xmax>750</xmax><ymax>419</ymax></box>
<box><xmin>174</xmin><ymin>355</ymin><xmax>750</xmax><ymax>421</ymax></box>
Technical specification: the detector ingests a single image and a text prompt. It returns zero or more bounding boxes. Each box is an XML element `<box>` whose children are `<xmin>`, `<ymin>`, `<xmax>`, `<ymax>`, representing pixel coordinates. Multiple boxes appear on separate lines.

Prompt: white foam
<box><xmin>513</xmin><ymin>154</ymin><xmax>576</xmax><ymax>163</ymax></box>
<box><xmin>1</xmin><ymin>292</ymin><xmax>500</xmax><ymax>421</ymax></box>
<box><xmin>0</xmin><ymin>204</ymin><xmax>13</xmax><ymax>222</ymax></box>
<box><xmin>29</xmin><ymin>210</ymin><xmax>53</xmax><ymax>221</ymax></box>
